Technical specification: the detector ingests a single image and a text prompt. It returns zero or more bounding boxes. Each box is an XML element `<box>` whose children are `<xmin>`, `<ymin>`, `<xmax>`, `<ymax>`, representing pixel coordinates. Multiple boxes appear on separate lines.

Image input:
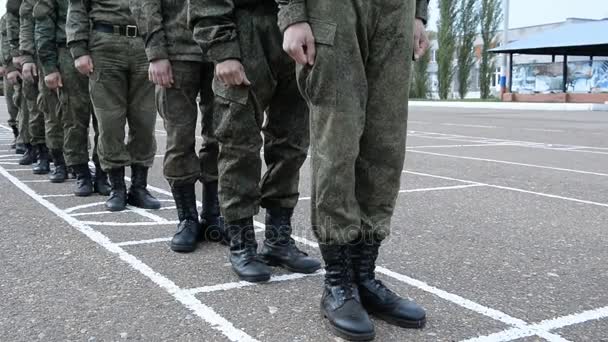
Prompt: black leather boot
<box><xmin>259</xmin><ymin>207</ymin><xmax>321</xmax><ymax>274</ymax></box>
<box><xmin>32</xmin><ymin>144</ymin><xmax>51</xmax><ymax>174</ymax></box>
<box><xmin>73</xmin><ymin>164</ymin><xmax>93</xmax><ymax>196</ymax></box>
<box><xmin>49</xmin><ymin>149</ymin><xmax>67</xmax><ymax>183</ymax></box>
<box><xmin>127</xmin><ymin>164</ymin><xmax>160</xmax><ymax>209</ymax></box>
<box><xmin>200</xmin><ymin>181</ymin><xmax>227</xmax><ymax>244</ymax></box>
<box><xmin>228</xmin><ymin>217</ymin><xmax>271</xmax><ymax>282</ymax></box>
<box><xmin>15</xmin><ymin>143</ymin><xmax>26</xmax><ymax>154</ymax></box>
<box><xmin>10</xmin><ymin>126</ymin><xmax>18</xmax><ymax>149</ymax></box>
<box><xmin>351</xmin><ymin>237</ymin><xmax>426</xmax><ymax>329</ymax></box>
<box><xmin>170</xmin><ymin>183</ymin><xmax>201</xmax><ymax>253</ymax></box>
<box><xmin>105</xmin><ymin>167</ymin><xmax>127</xmax><ymax>211</ymax></box>
<box><xmin>319</xmin><ymin>244</ymin><xmax>375</xmax><ymax>341</ymax></box>
<box><xmin>19</xmin><ymin>144</ymin><xmax>36</xmax><ymax>165</ymax></box>
<box><xmin>92</xmin><ymin>156</ymin><xmax>111</xmax><ymax>196</ymax></box>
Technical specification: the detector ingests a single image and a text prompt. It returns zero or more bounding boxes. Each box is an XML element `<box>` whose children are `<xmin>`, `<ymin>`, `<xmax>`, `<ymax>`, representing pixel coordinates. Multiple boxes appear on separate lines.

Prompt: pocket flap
<box><xmin>309</xmin><ymin>18</ymin><xmax>337</xmax><ymax>46</ymax></box>
<box><xmin>212</xmin><ymin>78</ymin><xmax>250</xmax><ymax>106</ymax></box>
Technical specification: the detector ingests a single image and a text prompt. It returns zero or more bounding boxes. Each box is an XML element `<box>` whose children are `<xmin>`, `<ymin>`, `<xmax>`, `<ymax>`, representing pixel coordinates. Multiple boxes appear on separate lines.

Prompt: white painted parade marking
<box><xmin>41</xmin><ymin>194</ymin><xmax>76</xmax><ymax>198</ymax></box>
<box><xmin>522</xmin><ymin>128</ymin><xmax>565</xmax><ymax>133</ymax></box>
<box><xmin>116</xmin><ymin>237</ymin><xmax>173</xmax><ymax>247</ymax></box>
<box><xmin>185</xmin><ymin>271</ymin><xmax>325</xmax><ymax>295</ymax></box>
<box><xmin>64</xmin><ymin>201</ymin><xmax>106</xmax><ymax>213</ymax></box>
<box><xmin>399</xmin><ymin>184</ymin><xmax>485</xmax><ymax>193</ymax></box>
<box><xmin>408</xmin><ymin>130</ymin><xmax>608</xmax><ymax>155</ymax></box>
<box><xmin>0</xmin><ymin>164</ymin><xmax>258</xmax><ymax>342</ymax></box>
<box><xmin>78</xmin><ymin>220</ymin><xmax>179</xmax><ymax>226</ymax></box>
<box><xmin>21</xmin><ymin>179</ymin><xmax>49</xmax><ymax>183</ymax></box>
<box><xmin>460</xmin><ymin>306</ymin><xmax>608</xmax><ymax>342</ymax></box>
<box><xmin>6</xmin><ymin>168</ymin><xmax>33</xmax><ymax>171</ymax></box>
<box><xmin>404</xmin><ymin>170</ymin><xmax>608</xmax><ymax>208</ymax></box>
<box><xmin>0</xmin><ymin>154</ymin><xmax>20</xmax><ymax>158</ymax></box>
<box><xmin>407</xmin><ymin>144</ymin><xmax>510</xmax><ymax>149</ymax></box>
<box><xmin>0</xmin><ymin>161</ymin><xmax>19</xmax><ymax>165</ymax></box>
<box><xmin>126</xmin><ymin>205</ymin><xmax>170</xmax><ymax>223</ymax></box>
<box><xmin>408</xmin><ymin>150</ymin><xmax>608</xmax><ymax>178</ymax></box>
<box><xmin>0</xmin><ymin>150</ymin><xmax>13</xmax><ymax>152</ymax></box>
<box><xmin>441</xmin><ymin>123</ymin><xmax>498</xmax><ymax>129</ymax></box>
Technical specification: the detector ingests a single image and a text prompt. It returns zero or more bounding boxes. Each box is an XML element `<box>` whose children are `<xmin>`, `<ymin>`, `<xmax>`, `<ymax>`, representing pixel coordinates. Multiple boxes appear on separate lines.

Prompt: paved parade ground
<box><xmin>1</xmin><ymin>98</ymin><xmax>607</xmax><ymax>342</ymax></box>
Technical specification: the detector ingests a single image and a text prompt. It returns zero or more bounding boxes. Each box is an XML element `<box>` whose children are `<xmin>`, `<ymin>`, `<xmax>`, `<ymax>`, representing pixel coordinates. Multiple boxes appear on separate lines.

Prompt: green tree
<box><xmin>437</xmin><ymin>0</ymin><xmax>459</xmax><ymax>99</ymax></box>
<box><xmin>479</xmin><ymin>0</ymin><xmax>503</xmax><ymax>99</ymax></box>
<box><xmin>456</xmin><ymin>0</ymin><xmax>481</xmax><ymax>99</ymax></box>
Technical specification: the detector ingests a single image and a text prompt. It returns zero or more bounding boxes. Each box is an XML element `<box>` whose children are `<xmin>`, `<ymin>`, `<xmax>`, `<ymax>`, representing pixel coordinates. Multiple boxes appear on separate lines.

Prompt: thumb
<box><xmin>33</xmin><ymin>66</ymin><xmax>38</xmax><ymax>77</ymax></box>
<box><xmin>242</xmin><ymin>72</ymin><xmax>251</xmax><ymax>86</ymax></box>
<box><xmin>58</xmin><ymin>77</ymin><xmax>63</xmax><ymax>88</ymax></box>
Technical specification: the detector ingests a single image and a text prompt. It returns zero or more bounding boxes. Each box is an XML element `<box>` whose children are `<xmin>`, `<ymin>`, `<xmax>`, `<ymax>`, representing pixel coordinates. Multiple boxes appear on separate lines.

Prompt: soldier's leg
<box><xmin>59</xmin><ymin>47</ymin><xmax>99</xmax><ymax>195</ymax></box>
<box><xmin>40</xmin><ymin>76</ymin><xmax>65</xmax><ymax>182</ymax></box>
<box><xmin>29</xmin><ymin>77</ymin><xmax>51</xmax><ymax>174</ymax></box>
<box><xmin>17</xmin><ymin>83</ymin><xmax>36</xmax><ymax>164</ymax></box>
<box><xmin>156</xmin><ymin>61</ymin><xmax>202</xmax><ymax>252</ymax></box>
<box><xmin>5</xmin><ymin>77</ymin><xmax>20</xmax><ymax>148</ymax></box>
<box><xmin>197</xmin><ymin>62</ymin><xmax>224</xmax><ymax>243</ymax></box>
<box><xmin>352</xmin><ymin>0</ymin><xmax>426</xmax><ymax>331</ymax></box>
<box><xmin>89</xmin><ymin>34</ymin><xmax>131</xmax><ymax>210</ymax></box>
<box><xmin>296</xmin><ymin>1</ymin><xmax>374</xmax><ymax>339</ymax></box>
<box><xmin>124</xmin><ymin>39</ymin><xmax>159</xmax><ymax>210</ymax></box>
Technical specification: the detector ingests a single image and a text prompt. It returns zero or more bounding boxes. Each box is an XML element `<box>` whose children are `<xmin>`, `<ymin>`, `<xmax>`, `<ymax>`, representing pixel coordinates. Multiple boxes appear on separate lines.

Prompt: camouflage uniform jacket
<box><xmin>67</xmin><ymin>0</ymin><xmax>137</xmax><ymax>59</ymax></box>
<box><xmin>129</xmin><ymin>0</ymin><xmax>204</xmax><ymax>62</ymax></box>
<box><xmin>33</xmin><ymin>0</ymin><xmax>68</xmax><ymax>75</ymax></box>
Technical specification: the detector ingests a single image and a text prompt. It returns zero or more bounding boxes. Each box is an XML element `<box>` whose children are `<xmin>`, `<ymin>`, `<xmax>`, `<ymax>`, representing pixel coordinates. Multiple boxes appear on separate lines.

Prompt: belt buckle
<box><xmin>126</xmin><ymin>25</ymin><xmax>138</xmax><ymax>38</ymax></box>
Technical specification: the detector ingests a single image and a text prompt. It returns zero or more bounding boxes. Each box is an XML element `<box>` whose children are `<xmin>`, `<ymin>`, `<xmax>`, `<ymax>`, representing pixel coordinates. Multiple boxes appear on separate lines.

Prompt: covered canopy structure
<box><xmin>490</xmin><ymin>19</ymin><xmax>608</xmax><ymax>103</ymax></box>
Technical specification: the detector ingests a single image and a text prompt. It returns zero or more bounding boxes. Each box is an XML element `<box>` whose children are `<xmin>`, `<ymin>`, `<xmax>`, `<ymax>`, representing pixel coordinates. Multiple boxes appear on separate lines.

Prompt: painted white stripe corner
<box><xmin>185</xmin><ymin>271</ymin><xmax>325</xmax><ymax>295</ymax></box>
<box><xmin>0</xmin><ymin>164</ymin><xmax>258</xmax><ymax>342</ymax></box>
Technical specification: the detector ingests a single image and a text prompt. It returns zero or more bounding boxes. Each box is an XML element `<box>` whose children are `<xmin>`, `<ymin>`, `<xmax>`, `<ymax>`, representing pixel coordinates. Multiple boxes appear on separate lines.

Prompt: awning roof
<box><xmin>489</xmin><ymin>20</ymin><xmax>608</xmax><ymax>56</ymax></box>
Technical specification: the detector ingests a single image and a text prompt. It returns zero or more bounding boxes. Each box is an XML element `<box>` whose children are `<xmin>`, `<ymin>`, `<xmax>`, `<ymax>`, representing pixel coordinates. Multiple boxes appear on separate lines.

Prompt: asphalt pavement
<box><xmin>0</xmin><ymin>100</ymin><xmax>606</xmax><ymax>342</ymax></box>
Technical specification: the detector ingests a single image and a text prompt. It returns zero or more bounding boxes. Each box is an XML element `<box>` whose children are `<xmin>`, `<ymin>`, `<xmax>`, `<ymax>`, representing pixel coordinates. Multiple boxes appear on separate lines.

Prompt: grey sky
<box><xmin>428</xmin><ymin>0</ymin><xmax>608</xmax><ymax>31</ymax></box>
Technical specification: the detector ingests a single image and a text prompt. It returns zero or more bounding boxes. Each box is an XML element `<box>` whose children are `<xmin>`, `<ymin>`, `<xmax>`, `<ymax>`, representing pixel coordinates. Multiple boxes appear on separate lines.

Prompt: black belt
<box><xmin>93</xmin><ymin>22</ymin><xmax>140</xmax><ymax>37</ymax></box>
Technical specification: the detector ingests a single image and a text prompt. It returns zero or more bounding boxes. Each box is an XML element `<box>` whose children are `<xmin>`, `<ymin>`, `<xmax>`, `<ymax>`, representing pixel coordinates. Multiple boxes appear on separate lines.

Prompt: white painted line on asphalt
<box><xmin>185</xmin><ymin>271</ymin><xmax>325</xmax><ymax>295</ymax></box>
<box><xmin>522</xmin><ymin>128</ymin><xmax>565</xmax><ymax>133</ymax></box>
<box><xmin>116</xmin><ymin>237</ymin><xmax>172</xmax><ymax>247</ymax></box>
<box><xmin>0</xmin><ymin>164</ymin><xmax>258</xmax><ymax>342</ymax></box>
<box><xmin>0</xmin><ymin>161</ymin><xmax>19</xmax><ymax>165</ymax></box>
<box><xmin>78</xmin><ymin>220</ymin><xmax>179</xmax><ymax>226</ymax></box>
<box><xmin>407</xmin><ymin>144</ymin><xmax>511</xmax><ymax>149</ymax></box>
<box><xmin>409</xmin><ymin>130</ymin><xmax>608</xmax><ymax>155</ymax></box>
<box><xmin>460</xmin><ymin>306</ymin><xmax>608</xmax><ymax>342</ymax></box>
<box><xmin>41</xmin><ymin>194</ymin><xmax>75</xmax><ymax>198</ymax></box>
<box><xmin>0</xmin><ymin>150</ymin><xmax>14</xmax><ymax>152</ymax></box>
<box><xmin>127</xmin><ymin>205</ymin><xmax>170</xmax><ymax>223</ymax></box>
<box><xmin>71</xmin><ymin>210</ymin><xmax>133</xmax><ymax>217</ymax></box>
<box><xmin>6</xmin><ymin>168</ymin><xmax>32</xmax><ymax>171</ymax></box>
<box><xmin>64</xmin><ymin>201</ymin><xmax>106</xmax><ymax>213</ymax></box>
<box><xmin>408</xmin><ymin>150</ymin><xmax>608</xmax><ymax>178</ymax></box>
<box><xmin>441</xmin><ymin>123</ymin><xmax>498</xmax><ymax>129</ymax></box>
<box><xmin>21</xmin><ymin>179</ymin><xmax>48</xmax><ymax>183</ymax></box>
<box><xmin>0</xmin><ymin>154</ymin><xmax>19</xmax><ymax>158</ymax></box>
<box><xmin>405</xmin><ymin>170</ymin><xmax>608</xmax><ymax>208</ymax></box>
<box><xmin>399</xmin><ymin>184</ymin><xmax>485</xmax><ymax>193</ymax></box>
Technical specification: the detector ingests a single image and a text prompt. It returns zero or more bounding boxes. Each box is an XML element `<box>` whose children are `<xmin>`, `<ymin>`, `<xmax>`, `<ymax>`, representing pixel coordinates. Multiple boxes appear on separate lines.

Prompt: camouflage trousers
<box><xmin>4</xmin><ymin>77</ymin><xmax>18</xmax><ymax>128</ymax></box>
<box><xmin>58</xmin><ymin>47</ymin><xmax>99</xmax><ymax>166</ymax></box>
<box><xmin>20</xmin><ymin>76</ymin><xmax>45</xmax><ymax>146</ymax></box>
<box><xmin>89</xmin><ymin>31</ymin><xmax>156</xmax><ymax>171</ymax></box>
<box><xmin>214</xmin><ymin>6</ymin><xmax>309</xmax><ymax>223</ymax></box>
<box><xmin>297</xmin><ymin>0</ymin><xmax>415</xmax><ymax>244</ymax></box>
<box><xmin>39</xmin><ymin>67</ymin><xmax>62</xmax><ymax>151</ymax></box>
<box><xmin>156</xmin><ymin>61</ymin><xmax>218</xmax><ymax>187</ymax></box>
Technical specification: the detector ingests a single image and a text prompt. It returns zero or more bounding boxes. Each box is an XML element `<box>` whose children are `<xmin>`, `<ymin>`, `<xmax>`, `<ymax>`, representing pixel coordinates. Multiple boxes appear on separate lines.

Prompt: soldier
<box><xmin>129</xmin><ymin>0</ymin><xmax>224</xmax><ymax>252</ymax></box>
<box><xmin>6</xmin><ymin>1</ymin><xmax>38</xmax><ymax>166</ymax></box>
<box><xmin>67</xmin><ymin>0</ymin><xmax>160</xmax><ymax>212</ymax></box>
<box><xmin>17</xmin><ymin>0</ymin><xmax>54</xmax><ymax>175</ymax></box>
<box><xmin>33</xmin><ymin>0</ymin><xmax>111</xmax><ymax>193</ymax></box>
<box><xmin>279</xmin><ymin>0</ymin><xmax>431</xmax><ymax>339</ymax></box>
<box><xmin>189</xmin><ymin>0</ymin><xmax>321</xmax><ymax>282</ymax></box>
<box><xmin>0</xmin><ymin>13</ymin><xmax>22</xmax><ymax>153</ymax></box>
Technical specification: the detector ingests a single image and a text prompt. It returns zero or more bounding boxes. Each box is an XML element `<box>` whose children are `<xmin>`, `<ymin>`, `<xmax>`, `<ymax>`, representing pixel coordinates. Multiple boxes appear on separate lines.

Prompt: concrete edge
<box><xmin>409</xmin><ymin>101</ymin><xmax>608</xmax><ymax>112</ymax></box>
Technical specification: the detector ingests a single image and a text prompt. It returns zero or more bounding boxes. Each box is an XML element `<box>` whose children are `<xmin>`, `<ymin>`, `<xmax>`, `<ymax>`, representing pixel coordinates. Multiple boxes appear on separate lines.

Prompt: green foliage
<box><xmin>479</xmin><ymin>0</ymin><xmax>503</xmax><ymax>99</ymax></box>
<box><xmin>411</xmin><ymin>45</ymin><xmax>432</xmax><ymax>99</ymax></box>
<box><xmin>437</xmin><ymin>0</ymin><xmax>459</xmax><ymax>99</ymax></box>
<box><xmin>456</xmin><ymin>0</ymin><xmax>481</xmax><ymax>99</ymax></box>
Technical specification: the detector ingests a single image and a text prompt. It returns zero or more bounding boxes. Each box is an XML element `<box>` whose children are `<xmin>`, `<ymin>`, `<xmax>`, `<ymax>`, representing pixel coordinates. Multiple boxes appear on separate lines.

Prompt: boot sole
<box><xmin>33</xmin><ymin>170</ymin><xmax>50</xmax><ymax>175</ymax></box>
<box><xmin>370</xmin><ymin>311</ymin><xmax>426</xmax><ymax>329</ymax></box>
<box><xmin>233</xmin><ymin>270</ymin><xmax>271</xmax><ymax>283</ymax></box>
<box><xmin>261</xmin><ymin>257</ymin><xmax>322</xmax><ymax>274</ymax></box>
<box><xmin>74</xmin><ymin>192</ymin><xmax>92</xmax><ymax>197</ymax></box>
<box><xmin>127</xmin><ymin>201</ymin><xmax>161</xmax><ymax>210</ymax></box>
<box><xmin>49</xmin><ymin>178</ymin><xmax>66</xmax><ymax>184</ymax></box>
<box><xmin>170</xmin><ymin>243</ymin><xmax>197</xmax><ymax>253</ymax></box>
<box><xmin>105</xmin><ymin>206</ymin><xmax>127</xmax><ymax>212</ymax></box>
<box><xmin>322</xmin><ymin>312</ymin><xmax>376</xmax><ymax>341</ymax></box>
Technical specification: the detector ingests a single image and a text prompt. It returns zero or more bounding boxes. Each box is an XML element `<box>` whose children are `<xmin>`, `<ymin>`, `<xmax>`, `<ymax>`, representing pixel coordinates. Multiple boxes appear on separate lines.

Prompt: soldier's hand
<box><xmin>12</xmin><ymin>56</ymin><xmax>26</xmax><ymax>68</ymax></box>
<box><xmin>283</xmin><ymin>22</ymin><xmax>316</xmax><ymax>66</ymax></box>
<box><xmin>149</xmin><ymin>59</ymin><xmax>174</xmax><ymax>88</ymax></box>
<box><xmin>215</xmin><ymin>59</ymin><xmax>251</xmax><ymax>86</ymax></box>
<box><xmin>0</xmin><ymin>66</ymin><xmax>6</xmax><ymax>77</ymax></box>
<box><xmin>45</xmin><ymin>72</ymin><xmax>63</xmax><ymax>90</ymax></box>
<box><xmin>413</xmin><ymin>19</ymin><xmax>429</xmax><ymax>61</ymax></box>
<box><xmin>22</xmin><ymin>62</ymin><xmax>38</xmax><ymax>83</ymax></box>
<box><xmin>75</xmin><ymin>55</ymin><xmax>94</xmax><ymax>76</ymax></box>
<box><xmin>6</xmin><ymin>70</ymin><xmax>22</xmax><ymax>85</ymax></box>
